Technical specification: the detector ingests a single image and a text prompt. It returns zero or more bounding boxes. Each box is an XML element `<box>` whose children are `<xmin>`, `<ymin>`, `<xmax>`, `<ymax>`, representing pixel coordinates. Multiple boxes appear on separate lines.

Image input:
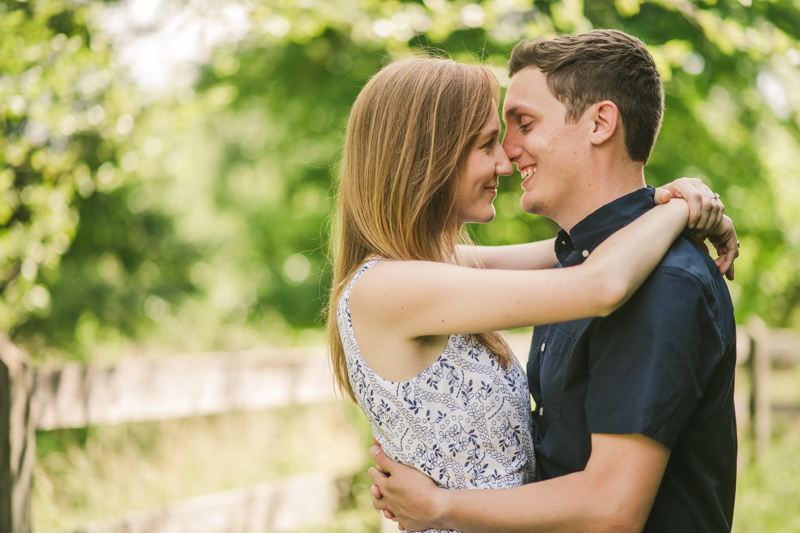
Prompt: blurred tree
<box><xmin>5</xmin><ymin>0</ymin><xmax>800</xmax><ymax>360</ymax></box>
<box><xmin>0</xmin><ymin>0</ymin><xmax>129</xmax><ymax>334</ymax></box>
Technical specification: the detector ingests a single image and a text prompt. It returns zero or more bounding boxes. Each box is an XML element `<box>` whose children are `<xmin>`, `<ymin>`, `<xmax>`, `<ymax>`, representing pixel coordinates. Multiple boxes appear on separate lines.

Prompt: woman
<box><xmin>326</xmin><ymin>57</ymin><xmax>731</xmax><ymax>529</ymax></box>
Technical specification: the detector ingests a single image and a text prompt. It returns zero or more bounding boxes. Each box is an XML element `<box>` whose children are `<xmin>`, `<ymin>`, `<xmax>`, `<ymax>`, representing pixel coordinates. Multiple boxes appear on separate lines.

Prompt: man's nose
<box><xmin>501</xmin><ymin>130</ymin><xmax>521</xmax><ymax>162</ymax></box>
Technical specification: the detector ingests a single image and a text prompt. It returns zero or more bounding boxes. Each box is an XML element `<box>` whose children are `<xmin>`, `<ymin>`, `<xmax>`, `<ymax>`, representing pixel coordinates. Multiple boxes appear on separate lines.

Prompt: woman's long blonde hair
<box><xmin>327</xmin><ymin>57</ymin><xmax>513</xmax><ymax>402</ymax></box>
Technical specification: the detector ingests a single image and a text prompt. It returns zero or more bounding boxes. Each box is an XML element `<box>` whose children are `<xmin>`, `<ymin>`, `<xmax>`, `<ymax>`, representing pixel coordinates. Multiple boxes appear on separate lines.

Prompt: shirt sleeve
<box><xmin>584</xmin><ymin>266</ymin><xmax>725</xmax><ymax>449</ymax></box>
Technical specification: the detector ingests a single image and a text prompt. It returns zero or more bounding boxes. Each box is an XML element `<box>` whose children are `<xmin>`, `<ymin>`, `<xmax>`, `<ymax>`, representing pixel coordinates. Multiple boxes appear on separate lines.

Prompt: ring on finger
<box><xmin>711</xmin><ymin>192</ymin><xmax>720</xmax><ymax>200</ymax></box>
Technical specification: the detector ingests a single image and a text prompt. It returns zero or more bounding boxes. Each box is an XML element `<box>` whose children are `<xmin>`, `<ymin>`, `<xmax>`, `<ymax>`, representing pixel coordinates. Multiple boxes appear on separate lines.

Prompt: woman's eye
<box><xmin>520</xmin><ymin>121</ymin><xmax>532</xmax><ymax>131</ymax></box>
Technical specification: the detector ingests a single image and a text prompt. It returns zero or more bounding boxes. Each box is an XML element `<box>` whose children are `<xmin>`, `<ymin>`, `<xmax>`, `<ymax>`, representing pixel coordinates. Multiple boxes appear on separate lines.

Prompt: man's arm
<box><xmin>370</xmin><ymin>432</ymin><xmax>670</xmax><ymax>533</ymax></box>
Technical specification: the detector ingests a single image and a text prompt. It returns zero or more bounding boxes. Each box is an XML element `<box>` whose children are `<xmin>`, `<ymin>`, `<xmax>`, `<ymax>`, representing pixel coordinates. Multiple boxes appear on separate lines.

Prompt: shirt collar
<box><xmin>554</xmin><ymin>186</ymin><xmax>656</xmax><ymax>267</ymax></box>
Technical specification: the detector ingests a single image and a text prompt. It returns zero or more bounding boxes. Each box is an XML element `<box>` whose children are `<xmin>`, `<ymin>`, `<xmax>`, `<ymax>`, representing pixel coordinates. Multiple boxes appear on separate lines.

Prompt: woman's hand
<box><xmin>655</xmin><ymin>178</ymin><xmax>739</xmax><ymax>280</ymax></box>
<box><xmin>654</xmin><ymin>177</ymin><xmax>724</xmax><ymax>236</ymax></box>
<box><xmin>369</xmin><ymin>445</ymin><xmax>445</xmax><ymax>532</ymax></box>
<box><xmin>706</xmin><ymin>215</ymin><xmax>739</xmax><ymax>280</ymax></box>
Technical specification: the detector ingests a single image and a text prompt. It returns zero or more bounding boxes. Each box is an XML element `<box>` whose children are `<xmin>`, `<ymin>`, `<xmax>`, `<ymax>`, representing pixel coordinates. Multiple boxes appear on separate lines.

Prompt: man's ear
<box><xmin>589</xmin><ymin>100</ymin><xmax>620</xmax><ymax>147</ymax></box>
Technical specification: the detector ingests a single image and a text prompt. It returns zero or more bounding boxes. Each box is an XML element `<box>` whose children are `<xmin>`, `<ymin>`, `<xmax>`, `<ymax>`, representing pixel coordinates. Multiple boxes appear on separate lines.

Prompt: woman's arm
<box><xmin>457</xmin><ymin>239</ymin><xmax>558</xmax><ymax>270</ymax></box>
<box><xmin>350</xmin><ymin>199</ymin><xmax>695</xmax><ymax>339</ymax></box>
<box><xmin>458</xmin><ymin>179</ymin><xmax>722</xmax><ymax>272</ymax></box>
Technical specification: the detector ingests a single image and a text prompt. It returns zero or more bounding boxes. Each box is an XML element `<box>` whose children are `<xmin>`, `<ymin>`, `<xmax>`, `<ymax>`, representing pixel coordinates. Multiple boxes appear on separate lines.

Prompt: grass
<box><xmin>733</xmin><ymin>417</ymin><xmax>800</xmax><ymax>532</ymax></box>
<box><xmin>33</xmin><ymin>381</ymin><xmax>800</xmax><ymax>532</ymax></box>
<box><xmin>33</xmin><ymin>402</ymin><xmax>371</xmax><ymax>532</ymax></box>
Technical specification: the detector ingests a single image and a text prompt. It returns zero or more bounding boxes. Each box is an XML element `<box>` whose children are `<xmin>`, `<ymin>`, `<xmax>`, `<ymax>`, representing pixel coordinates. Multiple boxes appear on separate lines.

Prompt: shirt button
<box><xmin>541</xmin><ymin>342</ymin><xmax>546</xmax><ymax>352</ymax></box>
<box><xmin>561</xmin><ymin>240</ymin><xmax>566</xmax><ymax>245</ymax></box>
<box><xmin>539</xmin><ymin>407</ymin><xmax>544</xmax><ymax>416</ymax></box>
<box><xmin>582</xmin><ymin>250</ymin><xmax>589</xmax><ymax>258</ymax></box>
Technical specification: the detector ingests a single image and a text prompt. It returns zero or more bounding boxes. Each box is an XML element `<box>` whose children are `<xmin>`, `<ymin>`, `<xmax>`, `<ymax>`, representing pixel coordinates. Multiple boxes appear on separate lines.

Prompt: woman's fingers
<box><xmin>726</xmin><ymin>263</ymin><xmax>736</xmax><ymax>281</ymax></box>
<box><xmin>707</xmin><ymin>216</ymin><xmax>739</xmax><ymax>279</ymax></box>
<box><xmin>369</xmin><ymin>467</ymin><xmax>390</xmax><ymax>512</ymax></box>
<box><xmin>686</xmin><ymin>190</ymin><xmax>703</xmax><ymax>229</ymax></box>
<box><xmin>653</xmin><ymin>187</ymin><xmax>672</xmax><ymax>205</ymax></box>
<box><xmin>717</xmin><ymin>239</ymin><xmax>739</xmax><ymax>279</ymax></box>
<box><xmin>661</xmin><ymin>177</ymin><xmax>725</xmax><ymax>232</ymax></box>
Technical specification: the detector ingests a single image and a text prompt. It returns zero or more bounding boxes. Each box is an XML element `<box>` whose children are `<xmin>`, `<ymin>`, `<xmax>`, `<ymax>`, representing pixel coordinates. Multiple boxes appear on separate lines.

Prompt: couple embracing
<box><xmin>326</xmin><ymin>29</ymin><xmax>739</xmax><ymax>532</ymax></box>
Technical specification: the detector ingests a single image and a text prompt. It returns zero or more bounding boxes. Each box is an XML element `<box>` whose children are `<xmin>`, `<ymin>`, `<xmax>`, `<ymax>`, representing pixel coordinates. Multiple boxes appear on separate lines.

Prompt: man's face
<box><xmin>502</xmin><ymin>67</ymin><xmax>591</xmax><ymax>221</ymax></box>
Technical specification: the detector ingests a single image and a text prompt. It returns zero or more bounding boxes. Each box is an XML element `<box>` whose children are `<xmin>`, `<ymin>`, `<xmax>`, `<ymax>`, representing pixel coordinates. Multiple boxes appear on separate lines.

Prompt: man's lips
<box><xmin>520</xmin><ymin>165</ymin><xmax>537</xmax><ymax>189</ymax></box>
<box><xmin>520</xmin><ymin>165</ymin><xmax>536</xmax><ymax>180</ymax></box>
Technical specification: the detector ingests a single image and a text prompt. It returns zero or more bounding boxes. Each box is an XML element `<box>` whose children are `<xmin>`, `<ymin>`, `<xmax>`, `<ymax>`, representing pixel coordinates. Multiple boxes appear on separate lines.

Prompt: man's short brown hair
<box><xmin>508</xmin><ymin>30</ymin><xmax>664</xmax><ymax>163</ymax></box>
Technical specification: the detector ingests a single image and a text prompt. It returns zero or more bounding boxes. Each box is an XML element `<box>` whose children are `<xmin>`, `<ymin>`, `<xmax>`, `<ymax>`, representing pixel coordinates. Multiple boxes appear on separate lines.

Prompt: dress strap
<box><xmin>343</xmin><ymin>259</ymin><xmax>384</xmax><ymax>299</ymax></box>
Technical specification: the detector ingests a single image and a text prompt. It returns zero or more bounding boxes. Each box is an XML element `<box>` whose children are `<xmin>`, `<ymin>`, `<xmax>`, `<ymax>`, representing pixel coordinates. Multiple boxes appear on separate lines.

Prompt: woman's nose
<box><xmin>501</xmin><ymin>131</ymin><xmax>521</xmax><ymax>162</ymax></box>
<box><xmin>496</xmin><ymin>149</ymin><xmax>514</xmax><ymax>176</ymax></box>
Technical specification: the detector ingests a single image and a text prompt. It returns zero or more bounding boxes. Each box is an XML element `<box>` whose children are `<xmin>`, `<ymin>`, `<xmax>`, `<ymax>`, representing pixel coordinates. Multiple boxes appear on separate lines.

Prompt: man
<box><xmin>368</xmin><ymin>30</ymin><xmax>738</xmax><ymax>532</ymax></box>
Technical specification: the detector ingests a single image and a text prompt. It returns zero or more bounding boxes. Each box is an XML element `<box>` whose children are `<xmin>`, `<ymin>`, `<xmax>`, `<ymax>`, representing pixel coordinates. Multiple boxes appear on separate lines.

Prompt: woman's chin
<box><xmin>461</xmin><ymin>210</ymin><xmax>497</xmax><ymax>225</ymax></box>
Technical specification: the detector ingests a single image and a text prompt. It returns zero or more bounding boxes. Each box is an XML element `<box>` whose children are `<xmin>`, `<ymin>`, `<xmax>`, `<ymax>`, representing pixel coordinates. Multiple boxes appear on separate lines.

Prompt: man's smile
<box><xmin>519</xmin><ymin>165</ymin><xmax>537</xmax><ymax>188</ymax></box>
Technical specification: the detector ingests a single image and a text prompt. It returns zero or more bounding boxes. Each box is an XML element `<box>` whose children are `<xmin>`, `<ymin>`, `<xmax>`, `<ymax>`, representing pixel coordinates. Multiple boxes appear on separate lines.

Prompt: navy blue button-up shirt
<box><xmin>529</xmin><ymin>187</ymin><xmax>737</xmax><ymax>532</ymax></box>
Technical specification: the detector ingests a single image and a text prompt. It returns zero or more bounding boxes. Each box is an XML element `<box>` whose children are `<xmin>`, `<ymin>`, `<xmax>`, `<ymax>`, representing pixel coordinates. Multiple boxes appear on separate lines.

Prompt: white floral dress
<box><xmin>339</xmin><ymin>261</ymin><xmax>536</xmax><ymax>533</ymax></box>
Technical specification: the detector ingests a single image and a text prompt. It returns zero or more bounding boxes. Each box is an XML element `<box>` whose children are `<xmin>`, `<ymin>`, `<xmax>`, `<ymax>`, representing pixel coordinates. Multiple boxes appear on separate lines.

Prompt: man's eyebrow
<box><xmin>503</xmin><ymin>105</ymin><xmax>534</xmax><ymax>120</ymax></box>
<box><xmin>504</xmin><ymin>106</ymin><xmax>520</xmax><ymax>119</ymax></box>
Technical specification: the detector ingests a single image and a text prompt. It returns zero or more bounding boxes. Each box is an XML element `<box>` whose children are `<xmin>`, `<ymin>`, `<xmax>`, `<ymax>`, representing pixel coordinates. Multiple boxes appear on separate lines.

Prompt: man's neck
<box><xmin>558</xmin><ymin>164</ymin><xmax>646</xmax><ymax>234</ymax></box>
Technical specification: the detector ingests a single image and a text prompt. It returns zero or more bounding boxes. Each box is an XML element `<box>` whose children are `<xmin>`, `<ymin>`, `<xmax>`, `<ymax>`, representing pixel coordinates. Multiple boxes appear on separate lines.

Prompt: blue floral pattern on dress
<box><xmin>339</xmin><ymin>261</ymin><xmax>536</xmax><ymax>533</ymax></box>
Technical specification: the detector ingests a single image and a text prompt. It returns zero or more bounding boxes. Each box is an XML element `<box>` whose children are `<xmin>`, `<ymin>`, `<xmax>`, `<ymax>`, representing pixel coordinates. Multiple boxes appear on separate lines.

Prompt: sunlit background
<box><xmin>1</xmin><ymin>0</ymin><xmax>799</xmax><ymax>530</ymax></box>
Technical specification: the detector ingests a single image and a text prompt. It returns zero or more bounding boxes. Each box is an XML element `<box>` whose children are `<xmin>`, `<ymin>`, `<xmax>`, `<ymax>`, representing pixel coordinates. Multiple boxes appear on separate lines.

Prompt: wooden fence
<box><xmin>0</xmin><ymin>318</ymin><xmax>799</xmax><ymax>533</ymax></box>
<box><xmin>0</xmin><ymin>337</ymin><xmax>342</xmax><ymax>533</ymax></box>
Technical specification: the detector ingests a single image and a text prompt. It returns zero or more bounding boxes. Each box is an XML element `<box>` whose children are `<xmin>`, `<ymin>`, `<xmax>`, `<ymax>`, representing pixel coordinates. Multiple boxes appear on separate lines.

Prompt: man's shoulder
<box><xmin>621</xmin><ymin>235</ymin><xmax>735</xmax><ymax>332</ymax></box>
<box><xmin>652</xmin><ymin>235</ymin><xmax>723</xmax><ymax>290</ymax></box>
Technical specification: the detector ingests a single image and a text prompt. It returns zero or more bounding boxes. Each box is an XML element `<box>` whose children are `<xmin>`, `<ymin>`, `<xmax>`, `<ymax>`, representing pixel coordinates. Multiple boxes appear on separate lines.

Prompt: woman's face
<box><xmin>455</xmin><ymin>112</ymin><xmax>514</xmax><ymax>225</ymax></box>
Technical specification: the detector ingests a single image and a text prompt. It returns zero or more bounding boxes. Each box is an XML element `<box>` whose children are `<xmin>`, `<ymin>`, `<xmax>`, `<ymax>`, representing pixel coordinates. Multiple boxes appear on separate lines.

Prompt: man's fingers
<box><xmin>383</xmin><ymin>510</ymin><xmax>395</xmax><ymax>519</ymax></box>
<box><xmin>371</xmin><ymin>484</ymin><xmax>383</xmax><ymax>499</ymax></box>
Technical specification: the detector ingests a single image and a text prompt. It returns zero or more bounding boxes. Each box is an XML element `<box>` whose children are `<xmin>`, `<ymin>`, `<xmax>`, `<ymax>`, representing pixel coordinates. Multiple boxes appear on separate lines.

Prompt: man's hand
<box><xmin>368</xmin><ymin>445</ymin><xmax>444</xmax><ymax>532</ymax></box>
<box><xmin>655</xmin><ymin>178</ymin><xmax>739</xmax><ymax>280</ymax></box>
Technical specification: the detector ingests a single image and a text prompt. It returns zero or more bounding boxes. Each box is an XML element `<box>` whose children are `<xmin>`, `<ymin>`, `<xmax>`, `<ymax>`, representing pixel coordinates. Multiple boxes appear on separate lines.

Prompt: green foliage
<box><xmin>0</xmin><ymin>0</ymin><xmax>142</xmax><ymax>339</ymax></box>
<box><xmin>4</xmin><ymin>0</ymin><xmax>800</xmax><ymax>360</ymax></box>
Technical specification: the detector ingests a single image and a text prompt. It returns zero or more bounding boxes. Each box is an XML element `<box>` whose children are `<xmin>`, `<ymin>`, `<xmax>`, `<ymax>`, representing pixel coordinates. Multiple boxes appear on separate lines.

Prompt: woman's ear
<box><xmin>589</xmin><ymin>100</ymin><xmax>620</xmax><ymax>147</ymax></box>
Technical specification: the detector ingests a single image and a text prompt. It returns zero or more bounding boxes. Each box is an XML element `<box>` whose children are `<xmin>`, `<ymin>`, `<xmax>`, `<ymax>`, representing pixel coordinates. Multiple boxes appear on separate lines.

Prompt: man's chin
<box><xmin>520</xmin><ymin>197</ymin><xmax>543</xmax><ymax>216</ymax></box>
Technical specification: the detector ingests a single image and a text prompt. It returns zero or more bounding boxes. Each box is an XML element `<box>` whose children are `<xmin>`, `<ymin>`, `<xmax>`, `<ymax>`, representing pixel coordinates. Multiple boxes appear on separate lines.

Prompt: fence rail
<box><xmin>0</xmin><ymin>318</ymin><xmax>799</xmax><ymax>533</ymax></box>
<box><xmin>32</xmin><ymin>347</ymin><xmax>335</xmax><ymax>430</ymax></box>
<box><xmin>0</xmin><ymin>338</ymin><xmax>340</xmax><ymax>533</ymax></box>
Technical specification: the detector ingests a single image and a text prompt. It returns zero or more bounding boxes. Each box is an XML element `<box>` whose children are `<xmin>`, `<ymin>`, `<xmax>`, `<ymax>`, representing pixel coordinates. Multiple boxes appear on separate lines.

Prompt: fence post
<box><xmin>748</xmin><ymin>316</ymin><xmax>771</xmax><ymax>462</ymax></box>
<box><xmin>0</xmin><ymin>335</ymin><xmax>34</xmax><ymax>533</ymax></box>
